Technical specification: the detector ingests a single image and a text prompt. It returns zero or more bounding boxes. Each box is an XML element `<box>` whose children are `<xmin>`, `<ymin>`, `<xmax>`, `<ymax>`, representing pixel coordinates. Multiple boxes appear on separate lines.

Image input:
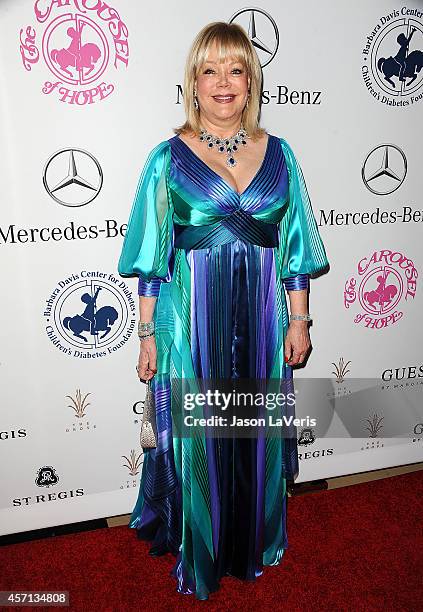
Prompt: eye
<box><xmin>232</xmin><ymin>68</ymin><xmax>243</xmax><ymax>74</ymax></box>
<box><xmin>203</xmin><ymin>68</ymin><xmax>215</xmax><ymax>74</ymax></box>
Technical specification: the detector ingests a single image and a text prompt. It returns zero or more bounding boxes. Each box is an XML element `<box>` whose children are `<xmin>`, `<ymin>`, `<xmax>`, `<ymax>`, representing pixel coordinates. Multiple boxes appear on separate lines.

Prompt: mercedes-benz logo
<box><xmin>361</xmin><ymin>144</ymin><xmax>407</xmax><ymax>195</ymax></box>
<box><xmin>229</xmin><ymin>8</ymin><xmax>279</xmax><ymax>67</ymax></box>
<box><xmin>43</xmin><ymin>148</ymin><xmax>103</xmax><ymax>207</ymax></box>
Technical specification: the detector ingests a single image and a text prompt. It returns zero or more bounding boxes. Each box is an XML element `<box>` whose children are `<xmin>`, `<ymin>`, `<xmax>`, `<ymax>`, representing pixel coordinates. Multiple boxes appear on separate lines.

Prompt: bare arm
<box><xmin>137</xmin><ymin>296</ymin><xmax>158</xmax><ymax>381</ymax></box>
<box><xmin>285</xmin><ymin>288</ymin><xmax>311</xmax><ymax>366</ymax></box>
<box><xmin>139</xmin><ymin>295</ymin><xmax>156</xmax><ymax>323</ymax></box>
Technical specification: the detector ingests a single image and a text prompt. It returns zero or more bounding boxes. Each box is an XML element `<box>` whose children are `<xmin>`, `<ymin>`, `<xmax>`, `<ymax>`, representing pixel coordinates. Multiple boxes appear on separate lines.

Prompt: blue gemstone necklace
<box><xmin>199</xmin><ymin>125</ymin><xmax>248</xmax><ymax>167</ymax></box>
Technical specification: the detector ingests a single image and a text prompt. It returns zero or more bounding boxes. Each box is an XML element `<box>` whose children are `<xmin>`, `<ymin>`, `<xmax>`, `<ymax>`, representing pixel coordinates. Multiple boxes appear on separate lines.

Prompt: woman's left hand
<box><xmin>284</xmin><ymin>321</ymin><xmax>311</xmax><ymax>365</ymax></box>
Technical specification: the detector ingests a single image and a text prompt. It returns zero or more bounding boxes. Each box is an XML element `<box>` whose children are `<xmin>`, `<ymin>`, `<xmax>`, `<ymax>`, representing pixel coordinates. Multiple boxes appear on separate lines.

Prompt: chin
<box><xmin>213</xmin><ymin>106</ymin><xmax>243</xmax><ymax>116</ymax></box>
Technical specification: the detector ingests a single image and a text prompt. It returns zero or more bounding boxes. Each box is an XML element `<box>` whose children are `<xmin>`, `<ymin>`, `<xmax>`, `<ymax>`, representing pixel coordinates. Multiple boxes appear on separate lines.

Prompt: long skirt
<box><xmin>129</xmin><ymin>240</ymin><xmax>298</xmax><ymax>600</ymax></box>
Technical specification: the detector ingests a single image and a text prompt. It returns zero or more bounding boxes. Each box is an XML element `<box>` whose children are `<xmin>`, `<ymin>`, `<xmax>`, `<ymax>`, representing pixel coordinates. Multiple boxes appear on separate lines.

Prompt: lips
<box><xmin>212</xmin><ymin>95</ymin><xmax>236</xmax><ymax>103</ymax></box>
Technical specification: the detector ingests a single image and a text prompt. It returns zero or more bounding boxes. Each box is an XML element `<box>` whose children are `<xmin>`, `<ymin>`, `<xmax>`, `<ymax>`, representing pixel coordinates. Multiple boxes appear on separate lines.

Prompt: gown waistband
<box><xmin>174</xmin><ymin>209</ymin><xmax>280</xmax><ymax>250</ymax></box>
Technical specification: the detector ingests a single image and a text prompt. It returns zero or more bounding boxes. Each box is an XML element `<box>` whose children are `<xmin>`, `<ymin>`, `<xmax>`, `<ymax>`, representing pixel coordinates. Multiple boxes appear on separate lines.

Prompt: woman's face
<box><xmin>195</xmin><ymin>41</ymin><xmax>250</xmax><ymax>128</ymax></box>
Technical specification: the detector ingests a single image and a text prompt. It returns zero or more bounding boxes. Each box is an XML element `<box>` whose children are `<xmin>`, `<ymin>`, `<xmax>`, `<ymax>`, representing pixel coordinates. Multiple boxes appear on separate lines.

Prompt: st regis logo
<box><xmin>343</xmin><ymin>249</ymin><xmax>418</xmax><ymax>329</ymax></box>
<box><xmin>19</xmin><ymin>0</ymin><xmax>129</xmax><ymax>105</ymax></box>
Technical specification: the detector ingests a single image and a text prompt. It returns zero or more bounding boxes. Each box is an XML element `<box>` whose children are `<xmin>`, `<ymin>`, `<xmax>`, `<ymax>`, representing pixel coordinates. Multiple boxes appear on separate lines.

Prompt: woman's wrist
<box><xmin>289</xmin><ymin>313</ymin><xmax>312</xmax><ymax>323</ymax></box>
<box><xmin>138</xmin><ymin>320</ymin><xmax>155</xmax><ymax>340</ymax></box>
<box><xmin>139</xmin><ymin>334</ymin><xmax>155</xmax><ymax>342</ymax></box>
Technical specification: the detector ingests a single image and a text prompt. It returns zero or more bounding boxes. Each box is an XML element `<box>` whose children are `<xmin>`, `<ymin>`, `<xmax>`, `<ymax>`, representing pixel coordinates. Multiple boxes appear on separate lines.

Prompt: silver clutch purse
<box><xmin>140</xmin><ymin>378</ymin><xmax>157</xmax><ymax>449</ymax></box>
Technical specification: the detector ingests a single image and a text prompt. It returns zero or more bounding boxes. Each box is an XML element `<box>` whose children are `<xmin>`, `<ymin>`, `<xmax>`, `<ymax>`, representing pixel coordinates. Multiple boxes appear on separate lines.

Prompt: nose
<box><xmin>216</xmin><ymin>70</ymin><xmax>229</xmax><ymax>87</ymax></box>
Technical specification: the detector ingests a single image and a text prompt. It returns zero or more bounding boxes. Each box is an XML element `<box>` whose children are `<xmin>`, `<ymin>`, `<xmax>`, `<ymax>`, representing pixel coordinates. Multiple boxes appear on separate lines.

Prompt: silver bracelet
<box><xmin>290</xmin><ymin>314</ymin><xmax>312</xmax><ymax>322</ymax></box>
<box><xmin>138</xmin><ymin>320</ymin><xmax>154</xmax><ymax>332</ymax></box>
<box><xmin>139</xmin><ymin>331</ymin><xmax>155</xmax><ymax>341</ymax></box>
<box><xmin>138</xmin><ymin>321</ymin><xmax>155</xmax><ymax>341</ymax></box>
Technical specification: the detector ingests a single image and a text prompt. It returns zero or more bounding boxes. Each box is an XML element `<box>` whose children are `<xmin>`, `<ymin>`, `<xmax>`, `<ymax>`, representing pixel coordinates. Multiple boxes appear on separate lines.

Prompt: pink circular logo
<box><xmin>19</xmin><ymin>1</ymin><xmax>129</xmax><ymax>105</ymax></box>
<box><xmin>343</xmin><ymin>249</ymin><xmax>418</xmax><ymax>329</ymax></box>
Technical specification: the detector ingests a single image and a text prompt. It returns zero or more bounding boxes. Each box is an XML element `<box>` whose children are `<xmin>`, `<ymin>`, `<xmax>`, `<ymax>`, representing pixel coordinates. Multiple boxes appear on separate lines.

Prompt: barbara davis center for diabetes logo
<box><xmin>44</xmin><ymin>270</ymin><xmax>136</xmax><ymax>358</ymax></box>
<box><xmin>361</xmin><ymin>7</ymin><xmax>423</xmax><ymax>106</ymax></box>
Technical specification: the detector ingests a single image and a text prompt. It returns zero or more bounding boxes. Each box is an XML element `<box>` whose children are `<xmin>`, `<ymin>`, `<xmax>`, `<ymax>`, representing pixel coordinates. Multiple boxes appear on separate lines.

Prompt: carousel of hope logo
<box><xmin>19</xmin><ymin>0</ymin><xmax>129</xmax><ymax>105</ymax></box>
<box><xmin>343</xmin><ymin>248</ymin><xmax>418</xmax><ymax>329</ymax></box>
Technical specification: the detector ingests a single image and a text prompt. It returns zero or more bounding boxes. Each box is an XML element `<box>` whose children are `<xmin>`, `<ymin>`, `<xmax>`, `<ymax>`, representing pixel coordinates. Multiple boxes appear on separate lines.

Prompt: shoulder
<box><xmin>274</xmin><ymin>137</ymin><xmax>302</xmax><ymax>171</ymax></box>
<box><xmin>146</xmin><ymin>138</ymin><xmax>171</xmax><ymax>160</ymax></box>
<box><xmin>275</xmin><ymin>136</ymin><xmax>295</xmax><ymax>156</ymax></box>
<box><xmin>142</xmin><ymin>139</ymin><xmax>172</xmax><ymax>170</ymax></box>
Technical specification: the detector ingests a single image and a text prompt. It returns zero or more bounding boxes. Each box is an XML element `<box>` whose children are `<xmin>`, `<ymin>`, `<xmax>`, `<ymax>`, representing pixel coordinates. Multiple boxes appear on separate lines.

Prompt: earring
<box><xmin>245</xmin><ymin>93</ymin><xmax>250</xmax><ymax>109</ymax></box>
<box><xmin>193</xmin><ymin>88</ymin><xmax>199</xmax><ymax>110</ymax></box>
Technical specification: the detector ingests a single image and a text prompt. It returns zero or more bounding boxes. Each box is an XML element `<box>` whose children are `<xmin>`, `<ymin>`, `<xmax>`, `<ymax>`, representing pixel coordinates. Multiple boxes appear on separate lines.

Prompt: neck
<box><xmin>198</xmin><ymin>115</ymin><xmax>243</xmax><ymax>139</ymax></box>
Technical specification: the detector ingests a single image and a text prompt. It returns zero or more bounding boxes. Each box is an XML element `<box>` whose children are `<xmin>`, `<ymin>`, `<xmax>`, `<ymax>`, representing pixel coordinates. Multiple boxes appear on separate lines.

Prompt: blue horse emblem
<box><xmin>378</xmin><ymin>28</ymin><xmax>422</xmax><ymax>88</ymax></box>
<box><xmin>63</xmin><ymin>286</ymin><xmax>118</xmax><ymax>342</ymax></box>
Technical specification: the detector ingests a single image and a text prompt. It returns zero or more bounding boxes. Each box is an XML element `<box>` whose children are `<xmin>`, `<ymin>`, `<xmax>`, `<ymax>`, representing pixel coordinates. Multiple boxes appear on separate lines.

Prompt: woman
<box><xmin>118</xmin><ymin>22</ymin><xmax>329</xmax><ymax>600</ymax></box>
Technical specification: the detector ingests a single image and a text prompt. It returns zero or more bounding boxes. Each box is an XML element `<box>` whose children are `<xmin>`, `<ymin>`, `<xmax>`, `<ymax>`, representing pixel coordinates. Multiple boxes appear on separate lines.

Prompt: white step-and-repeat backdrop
<box><xmin>1</xmin><ymin>0</ymin><xmax>422</xmax><ymax>535</ymax></box>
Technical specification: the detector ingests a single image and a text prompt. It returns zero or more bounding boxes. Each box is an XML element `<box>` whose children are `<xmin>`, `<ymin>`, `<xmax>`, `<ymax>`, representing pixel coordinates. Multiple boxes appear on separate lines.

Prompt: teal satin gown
<box><xmin>118</xmin><ymin>133</ymin><xmax>329</xmax><ymax>600</ymax></box>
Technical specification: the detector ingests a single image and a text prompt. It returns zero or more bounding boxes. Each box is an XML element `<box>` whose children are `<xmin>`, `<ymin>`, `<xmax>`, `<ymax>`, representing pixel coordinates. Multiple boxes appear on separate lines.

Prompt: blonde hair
<box><xmin>173</xmin><ymin>22</ymin><xmax>266</xmax><ymax>141</ymax></box>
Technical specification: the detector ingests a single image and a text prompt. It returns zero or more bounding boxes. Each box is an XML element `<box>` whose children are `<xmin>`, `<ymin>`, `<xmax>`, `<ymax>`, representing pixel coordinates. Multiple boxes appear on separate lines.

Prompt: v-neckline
<box><xmin>175</xmin><ymin>133</ymin><xmax>272</xmax><ymax>197</ymax></box>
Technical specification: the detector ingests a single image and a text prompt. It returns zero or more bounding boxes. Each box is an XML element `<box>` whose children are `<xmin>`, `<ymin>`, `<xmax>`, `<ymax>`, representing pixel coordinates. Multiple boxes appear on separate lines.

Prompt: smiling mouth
<box><xmin>212</xmin><ymin>95</ymin><xmax>236</xmax><ymax>103</ymax></box>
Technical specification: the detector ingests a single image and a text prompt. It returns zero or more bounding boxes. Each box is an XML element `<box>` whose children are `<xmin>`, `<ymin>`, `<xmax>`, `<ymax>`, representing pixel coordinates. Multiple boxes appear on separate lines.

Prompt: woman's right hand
<box><xmin>137</xmin><ymin>336</ymin><xmax>157</xmax><ymax>382</ymax></box>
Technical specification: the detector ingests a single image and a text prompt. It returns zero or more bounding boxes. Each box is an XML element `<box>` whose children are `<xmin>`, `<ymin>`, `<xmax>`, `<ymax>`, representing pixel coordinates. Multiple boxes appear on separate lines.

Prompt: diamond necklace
<box><xmin>199</xmin><ymin>125</ymin><xmax>248</xmax><ymax>167</ymax></box>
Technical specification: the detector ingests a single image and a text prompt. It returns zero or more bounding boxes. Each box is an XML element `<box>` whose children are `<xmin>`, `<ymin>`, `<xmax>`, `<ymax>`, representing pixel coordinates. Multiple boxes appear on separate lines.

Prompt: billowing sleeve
<box><xmin>278</xmin><ymin>138</ymin><xmax>329</xmax><ymax>290</ymax></box>
<box><xmin>118</xmin><ymin>140</ymin><xmax>174</xmax><ymax>296</ymax></box>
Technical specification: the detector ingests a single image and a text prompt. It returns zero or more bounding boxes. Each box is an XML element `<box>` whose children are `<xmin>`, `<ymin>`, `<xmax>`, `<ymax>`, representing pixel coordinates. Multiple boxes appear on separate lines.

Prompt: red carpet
<box><xmin>1</xmin><ymin>470</ymin><xmax>422</xmax><ymax>611</ymax></box>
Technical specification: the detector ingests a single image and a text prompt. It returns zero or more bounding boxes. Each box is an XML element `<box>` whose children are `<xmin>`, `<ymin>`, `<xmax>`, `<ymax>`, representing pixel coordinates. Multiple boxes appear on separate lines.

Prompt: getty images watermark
<box><xmin>182</xmin><ymin>388</ymin><xmax>316</xmax><ymax>429</ymax></box>
<box><xmin>168</xmin><ymin>377</ymin><xmax>423</xmax><ymax>440</ymax></box>
<box><xmin>171</xmin><ymin>378</ymin><xmax>312</xmax><ymax>439</ymax></box>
